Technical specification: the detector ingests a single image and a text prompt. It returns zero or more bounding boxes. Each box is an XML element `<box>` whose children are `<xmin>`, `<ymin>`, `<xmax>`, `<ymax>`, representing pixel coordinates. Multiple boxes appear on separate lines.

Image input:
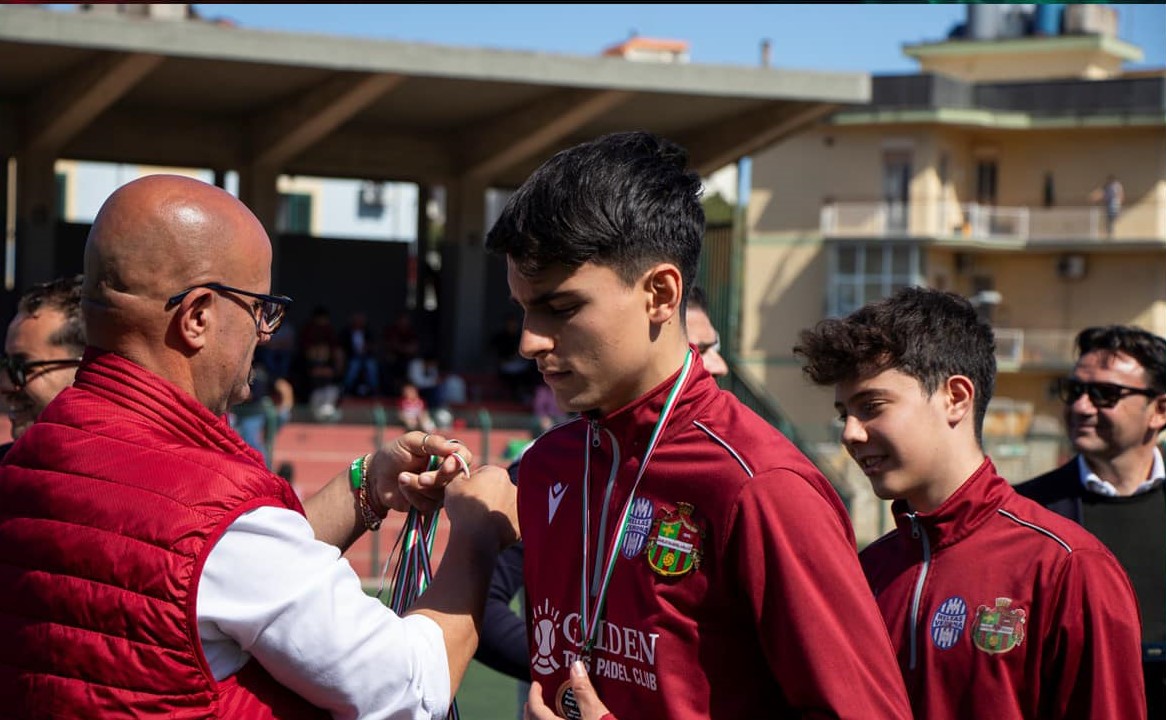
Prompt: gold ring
<box><xmin>420</xmin><ymin>433</ymin><xmax>433</xmax><ymax>455</ymax></box>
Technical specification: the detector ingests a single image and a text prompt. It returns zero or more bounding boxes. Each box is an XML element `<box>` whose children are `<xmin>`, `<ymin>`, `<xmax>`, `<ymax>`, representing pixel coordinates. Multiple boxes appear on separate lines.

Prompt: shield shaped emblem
<box><xmin>645</xmin><ymin>502</ymin><xmax>704</xmax><ymax>577</ymax></box>
<box><xmin>972</xmin><ymin>597</ymin><xmax>1027</xmax><ymax>654</ymax></box>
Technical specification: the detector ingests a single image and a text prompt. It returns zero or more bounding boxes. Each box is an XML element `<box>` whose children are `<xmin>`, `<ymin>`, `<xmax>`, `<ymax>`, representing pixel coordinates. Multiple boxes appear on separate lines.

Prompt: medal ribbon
<box><xmin>579</xmin><ymin>349</ymin><xmax>694</xmax><ymax>659</ymax></box>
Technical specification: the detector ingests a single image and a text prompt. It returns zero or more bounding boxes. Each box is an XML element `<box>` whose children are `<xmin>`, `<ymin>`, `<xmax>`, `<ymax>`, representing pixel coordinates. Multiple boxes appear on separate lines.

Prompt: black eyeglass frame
<box><xmin>0</xmin><ymin>356</ymin><xmax>83</xmax><ymax>388</ymax></box>
<box><xmin>167</xmin><ymin>282</ymin><xmax>293</xmax><ymax>335</ymax></box>
<box><xmin>1056</xmin><ymin>377</ymin><xmax>1162</xmax><ymax>409</ymax></box>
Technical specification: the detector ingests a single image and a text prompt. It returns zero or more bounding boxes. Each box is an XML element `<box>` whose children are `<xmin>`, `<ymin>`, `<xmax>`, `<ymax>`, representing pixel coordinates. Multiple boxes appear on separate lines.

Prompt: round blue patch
<box><xmin>931</xmin><ymin>596</ymin><xmax>968</xmax><ymax>650</ymax></box>
<box><xmin>621</xmin><ymin>497</ymin><xmax>655</xmax><ymax>559</ymax></box>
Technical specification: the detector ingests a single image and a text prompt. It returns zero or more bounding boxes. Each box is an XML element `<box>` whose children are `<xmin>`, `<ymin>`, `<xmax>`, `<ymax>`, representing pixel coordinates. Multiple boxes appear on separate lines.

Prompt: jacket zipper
<box><xmin>907</xmin><ymin>513</ymin><xmax>931</xmax><ymax>671</ymax></box>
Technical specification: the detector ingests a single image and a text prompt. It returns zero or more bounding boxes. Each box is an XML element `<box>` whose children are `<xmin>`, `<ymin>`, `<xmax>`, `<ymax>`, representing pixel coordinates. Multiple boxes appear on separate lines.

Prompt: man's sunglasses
<box><xmin>1056</xmin><ymin>378</ymin><xmax>1162</xmax><ymax>409</ymax></box>
<box><xmin>0</xmin><ymin>355</ymin><xmax>82</xmax><ymax>388</ymax></box>
<box><xmin>167</xmin><ymin>282</ymin><xmax>292</xmax><ymax>335</ymax></box>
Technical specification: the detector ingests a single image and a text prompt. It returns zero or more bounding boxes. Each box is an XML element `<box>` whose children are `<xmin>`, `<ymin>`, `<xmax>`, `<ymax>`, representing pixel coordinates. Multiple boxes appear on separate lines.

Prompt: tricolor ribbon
<box><xmin>381</xmin><ymin>455</ymin><xmax>460</xmax><ymax>720</ymax></box>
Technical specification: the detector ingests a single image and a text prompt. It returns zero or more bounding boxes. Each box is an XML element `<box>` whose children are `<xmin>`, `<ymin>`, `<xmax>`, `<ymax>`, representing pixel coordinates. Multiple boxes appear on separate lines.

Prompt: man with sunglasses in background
<box><xmin>0</xmin><ymin>174</ymin><xmax>520</xmax><ymax>719</ymax></box>
<box><xmin>0</xmin><ymin>275</ymin><xmax>84</xmax><ymax>459</ymax></box>
<box><xmin>1018</xmin><ymin>325</ymin><xmax>1166</xmax><ymax>717</ymax></box>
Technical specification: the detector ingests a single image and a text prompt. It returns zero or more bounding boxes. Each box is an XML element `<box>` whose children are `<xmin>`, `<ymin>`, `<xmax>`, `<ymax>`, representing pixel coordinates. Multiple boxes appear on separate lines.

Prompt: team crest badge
<box><xmin>621</xmin><ymin>497</ymin><xmax>655</xmax><ymax>559</ymax></box>
<box><xmin>972</xmin><ymin>597</ymin><xmax>1026</xmax><ymax>654</ymax></box>
<box><xmin>645</xmin><ymin>502</ymin><xmax>704</xmax><ymax>577</ymax></box>
<box><xmin>930</xmin><ymin>596</ymin><xmax>967</xmax><ymax>651</ymax></box>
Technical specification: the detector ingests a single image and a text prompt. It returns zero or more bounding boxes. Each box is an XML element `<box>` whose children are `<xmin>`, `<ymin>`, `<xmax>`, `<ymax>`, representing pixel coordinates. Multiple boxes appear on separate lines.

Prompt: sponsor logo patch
<box><xmin>973</xmin><ymin>597</ymin><xmax>1027</xmax><ymax>655</ymax></box>
<box><xmin>930</xmin><ymin>596</ymin><xmax>967</xmax><ymax>650</ymax></box>
<box><xmin>621</xmin><ymin>497</ymin><xmax>655</xmax><ymax>559</ymax></box>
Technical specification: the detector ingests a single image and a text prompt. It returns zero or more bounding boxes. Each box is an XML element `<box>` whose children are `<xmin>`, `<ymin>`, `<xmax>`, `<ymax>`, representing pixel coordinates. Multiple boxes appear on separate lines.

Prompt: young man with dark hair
<box><xmin>1017</xmin><ymin>325</ymin><xmax>1166</xmax><ymax>716</ymax></box>
<box><xmin>795</xmin><ymin>287</ymin><xmax>1145</xmax><ymax>720</ymax></box>
<box><xmin>487</xmin><ymin>131</ymin><xmax>911</xmax><ymax>720</ymax></box>
<box><xmin>1</xmin><ymin>275</ymin><xmax>85</xmax><ymax>451</ymax></box>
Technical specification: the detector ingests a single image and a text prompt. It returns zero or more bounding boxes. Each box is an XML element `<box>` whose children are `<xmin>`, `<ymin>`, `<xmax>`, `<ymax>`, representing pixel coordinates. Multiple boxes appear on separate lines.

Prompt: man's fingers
<box><xmin>568</xmin><ymin>660</ymin><xmax>612</xmax><ymax>719</ymax></box>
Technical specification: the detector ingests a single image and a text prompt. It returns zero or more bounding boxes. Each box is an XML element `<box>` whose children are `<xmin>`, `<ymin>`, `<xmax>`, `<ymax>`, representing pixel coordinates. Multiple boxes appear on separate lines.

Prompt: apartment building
<box><xmin>741</xmin><ymin>20</ymin><xmax>1164</xmax><ymax>536</ymax></box>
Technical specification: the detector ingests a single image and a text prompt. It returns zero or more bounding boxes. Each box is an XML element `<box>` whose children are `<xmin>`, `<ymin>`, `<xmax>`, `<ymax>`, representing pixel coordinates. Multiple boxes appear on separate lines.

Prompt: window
<box><xmin>277</xmin><ymin>193</ymin><xmax>312</xmax><ymax>235</ymax></box>
<box><xmin>975</xmin><ymin>160</ymin><xmax>997</xmax><ymax>206</ymax></box>
<box><xmin>828</xmin><ymin>243</ymin><xmax>923</xmax><ymax>317</ymax></box>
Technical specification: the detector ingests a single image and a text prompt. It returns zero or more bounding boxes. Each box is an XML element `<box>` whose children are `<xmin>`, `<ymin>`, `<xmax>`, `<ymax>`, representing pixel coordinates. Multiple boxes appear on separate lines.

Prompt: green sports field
<box><xmin>456</xmin><ymin>660</ymin><xmax>521</xmax><ymax>719</ymax></box>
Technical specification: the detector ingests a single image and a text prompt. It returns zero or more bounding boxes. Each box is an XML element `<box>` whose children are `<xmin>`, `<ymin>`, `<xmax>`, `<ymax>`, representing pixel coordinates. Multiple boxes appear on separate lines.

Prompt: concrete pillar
<box><xmin>238</xmin><ymin>164</ymin><xmax>281</xmax><ymax>284</ymax></box>
<box><xmin>440</xmin><ymin>176</ymin><xmax>488</xmax><ymax>373</ymax></box>
<box><xmin>14</xmin><ymin>152</ymin><xmax>58</xmax><ymax>291</ymax></box>
<box><xmin>412</xmin><ymin>183</ymin><xmax>431</xmax><ymax>312</ymax></box>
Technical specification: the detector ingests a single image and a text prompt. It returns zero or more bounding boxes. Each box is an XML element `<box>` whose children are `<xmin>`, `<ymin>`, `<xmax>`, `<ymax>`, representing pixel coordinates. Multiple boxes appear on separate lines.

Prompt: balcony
<box><xmin>820</xmin><ymin>200</ymin><xmax>1165</xmax><ymax>243</ymax></box>
<box><xmin>994</xmin><ymin>328</ymin><xmax>1077</xmax><ymax>371</ymax></box>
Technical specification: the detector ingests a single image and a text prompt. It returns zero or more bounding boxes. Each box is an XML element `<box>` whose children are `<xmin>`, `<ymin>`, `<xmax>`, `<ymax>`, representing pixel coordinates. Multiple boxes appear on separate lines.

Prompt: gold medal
<box><xmin>555</xmin><ymin>679</ymin><xmax>583</xmax><ymax>720</ymax></box>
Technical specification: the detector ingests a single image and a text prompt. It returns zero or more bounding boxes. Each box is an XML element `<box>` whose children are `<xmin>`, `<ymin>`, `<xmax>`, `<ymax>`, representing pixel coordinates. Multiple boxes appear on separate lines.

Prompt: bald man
<box><xmin>0</xmin><ymin>175</ymin><xmax>519</xmax><ymax>719</ymax></box>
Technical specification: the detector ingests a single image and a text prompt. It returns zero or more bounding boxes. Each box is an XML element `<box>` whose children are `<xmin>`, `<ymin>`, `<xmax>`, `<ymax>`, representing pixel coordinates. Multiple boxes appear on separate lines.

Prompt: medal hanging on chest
<box><xmin>576</xmin><ymin>349</ymin><xmax>694</xmax><ymax>669</ymax></box>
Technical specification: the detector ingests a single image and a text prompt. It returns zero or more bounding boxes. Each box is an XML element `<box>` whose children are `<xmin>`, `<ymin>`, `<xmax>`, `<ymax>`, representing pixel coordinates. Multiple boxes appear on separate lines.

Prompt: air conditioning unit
<box><xmin>1057</xmin><ymin>254</ymin><xmax>1087</xmax><ymax>281</ymax></box>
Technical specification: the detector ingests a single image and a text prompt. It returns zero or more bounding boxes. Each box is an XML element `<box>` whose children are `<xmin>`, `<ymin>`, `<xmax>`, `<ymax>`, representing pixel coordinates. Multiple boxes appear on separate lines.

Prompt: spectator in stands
<box><xmin>341</xmin><ymin>311</ymin><xmax>380</xmax><ymax>398</ymax></box>
<box><xmin>398</xmin><ymin>381</ymin><xmax>435</xmax><ymax>433</ymax></box>
<box><xmin>300</xmin><ymin>305</ymin><xmax>343</xmax><ymax>422</ymax></box>
<box><xmin>408</xmin><ymin>354</ymin><xmax>444</xmax><ymax>410</ymax></box>
<box><xmin>382</xmin><ymin>311</ymin><xmax>420</xmax><ymax>396</ymax></box>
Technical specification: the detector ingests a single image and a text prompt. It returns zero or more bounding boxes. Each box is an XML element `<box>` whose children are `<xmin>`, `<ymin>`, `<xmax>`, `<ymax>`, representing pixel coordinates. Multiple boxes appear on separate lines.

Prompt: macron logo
<box><xmin>548</xmin><ymin>482</ymin><xmax>568</xmax><ymax>524</ymax></box>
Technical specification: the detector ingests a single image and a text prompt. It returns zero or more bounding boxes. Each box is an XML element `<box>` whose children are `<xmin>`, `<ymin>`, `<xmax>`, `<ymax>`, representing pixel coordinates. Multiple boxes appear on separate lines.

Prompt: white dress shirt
<box><xmin>198</xmin><ymin>506</ymin><xmax>451</xmax><ymax>720</ymax></box>
<box><xmin>1078</xmin><ymin>446</ymin><xmax>1166</xmax><ymax>497</ymax></box>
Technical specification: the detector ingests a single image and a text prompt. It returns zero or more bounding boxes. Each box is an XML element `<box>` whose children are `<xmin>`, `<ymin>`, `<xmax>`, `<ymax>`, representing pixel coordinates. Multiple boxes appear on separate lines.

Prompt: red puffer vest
<box><xmin>0</xmin><ymin>350</ymin><xmax>328</xmax><ymax>719</ymax></box>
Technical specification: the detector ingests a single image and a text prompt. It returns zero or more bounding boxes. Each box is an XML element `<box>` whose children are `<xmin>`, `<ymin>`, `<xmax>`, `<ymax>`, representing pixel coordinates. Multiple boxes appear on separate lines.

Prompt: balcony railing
<box><xmin>820</xmin><ymin>200</ymin><xmax>1163</xmax><ymax>242</ymax></box>
<box><xmin>994</xmin><ymin>328</ymin><xmax>1077</xmax><ymax>371</ymax></box>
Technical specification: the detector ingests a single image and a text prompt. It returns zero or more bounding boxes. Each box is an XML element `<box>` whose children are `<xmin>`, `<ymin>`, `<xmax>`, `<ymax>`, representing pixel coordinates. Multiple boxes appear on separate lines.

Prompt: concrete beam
<box><xmin>25</xmin><ymin>51</ymin><xmax>163</xmax><ymax>155</ymax></box>
<box><xmin>460</xmin><ymin>89</ymin><xmax>632</xmax><ymax>181</ymax></box>
<box><xmin>683</xmin><ymin>102</ymin><xmax>839</xmax><ymax>176</ymax></box>
<box><xmin>250</xmin><ymin>72</ymin><xmax>404</xmax><ymax>168</ymax></box>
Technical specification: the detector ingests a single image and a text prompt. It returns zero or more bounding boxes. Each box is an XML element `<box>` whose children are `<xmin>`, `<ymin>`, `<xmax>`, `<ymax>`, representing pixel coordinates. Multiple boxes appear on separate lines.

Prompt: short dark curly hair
<box><xmin>16</xmin><ymin>275</ymin><xmax>86</xmax><ymax>354</ymax></box>
<box><xmin>794</xmin><ymin>286</ymin><xmax>997</xmax><ymax>442</ymax></box>
<box><xmin>1074</xmin><ymin>325</ymin><xmax>1166</xmax><ymax>393</ymax></box>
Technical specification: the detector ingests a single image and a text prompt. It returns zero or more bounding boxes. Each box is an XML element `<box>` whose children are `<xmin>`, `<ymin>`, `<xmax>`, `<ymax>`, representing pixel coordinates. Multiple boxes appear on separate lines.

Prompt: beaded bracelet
<box><xmin>349</xmin><ymin>453</ymin><xmax>382</xmax><ymax>532</ymax></box>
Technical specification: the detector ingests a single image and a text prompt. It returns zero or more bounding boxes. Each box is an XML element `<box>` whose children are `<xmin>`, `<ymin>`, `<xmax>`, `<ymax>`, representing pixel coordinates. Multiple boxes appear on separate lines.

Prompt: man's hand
<box><xmin>370</xmin><ymin>431</ymin><xmax>472</xmax><ymax>514</ymax></box>
<box><xmin>525</xmin><ymin>662</ymin><xmax>613</xmax><ymax>720</ymax></box>
<box><xmin>442</xmin><ymin>464</ymin><xmax>519</xmax><ymax>550</ymax></box>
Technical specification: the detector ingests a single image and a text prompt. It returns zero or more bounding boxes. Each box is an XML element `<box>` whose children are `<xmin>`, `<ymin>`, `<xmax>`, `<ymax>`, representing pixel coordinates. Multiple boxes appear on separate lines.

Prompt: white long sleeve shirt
<box><xmin>197</xmin><ymin>506</ymin><xmax>451</xmax><ymax>720</ymax></box>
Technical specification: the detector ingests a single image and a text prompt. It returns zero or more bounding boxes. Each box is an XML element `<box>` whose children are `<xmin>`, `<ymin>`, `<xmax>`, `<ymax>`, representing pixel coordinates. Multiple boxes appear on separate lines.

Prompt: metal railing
<box><xmin>994</xmin><ymin>328</ymin><xmax>1077</xmax><ymax>370</ymax></box>
<box><xmin>820</xmin><ymin>200</ymin><xmax>1137</xmax><ymax>242</ymax></box>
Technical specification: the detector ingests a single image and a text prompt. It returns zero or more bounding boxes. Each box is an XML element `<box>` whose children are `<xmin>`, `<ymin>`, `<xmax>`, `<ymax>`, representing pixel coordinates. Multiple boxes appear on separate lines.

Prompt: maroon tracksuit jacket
<box><xmin>862</xmin><ymin>459</ymin><xmax>1145</xmax><ymax>719</ymax></box>
<box><xmin>519</xmin><ymin>351</ymin><xmax>912</xmax><ymax>719</ymax></box>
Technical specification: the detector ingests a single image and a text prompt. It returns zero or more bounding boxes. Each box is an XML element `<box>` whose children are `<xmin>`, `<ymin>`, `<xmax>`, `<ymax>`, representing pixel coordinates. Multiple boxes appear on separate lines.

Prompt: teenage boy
<box><xmin>794</xmin><ymin>286</ymin><xmax>1145</xmax><ymax>720</ymax></box>
<box><xmin>485</xmin><ymin>131</ymin><xmax>911</xmax><ymax>720</ymax></box>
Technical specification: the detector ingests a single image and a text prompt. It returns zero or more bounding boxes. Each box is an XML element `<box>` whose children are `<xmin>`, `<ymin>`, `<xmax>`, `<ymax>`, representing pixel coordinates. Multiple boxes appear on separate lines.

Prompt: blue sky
<box><xmin>191</xmin><ymin>3</ymin><xmax>1165</xmax><ymax>74</ymax></box>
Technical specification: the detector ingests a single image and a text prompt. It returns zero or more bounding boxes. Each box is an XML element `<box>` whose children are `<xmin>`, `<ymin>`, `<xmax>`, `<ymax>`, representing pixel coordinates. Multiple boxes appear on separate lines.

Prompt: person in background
<box><xmin>795</xmin><ymin>287</ymin><xmax>1145</xmax><ymax>720</ymax></box>
<box><xmin>398</xmin><ymin>381</ymin><xmax>436</xmax><ymax>433</ymax></box>
<box><xmin>1017</xmin><ymin>325</ymin><xmax>1166</xmax><ymax>717</ymax></box>
<box><xmin>0</xmin><ymin>275</ymin><xmax>85</xmax><ymax>459</ymax></box>
<box><xmin>340</xmin><ymin>311</ymin><xmax>379</xmax><ymax>398</ymax></box>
